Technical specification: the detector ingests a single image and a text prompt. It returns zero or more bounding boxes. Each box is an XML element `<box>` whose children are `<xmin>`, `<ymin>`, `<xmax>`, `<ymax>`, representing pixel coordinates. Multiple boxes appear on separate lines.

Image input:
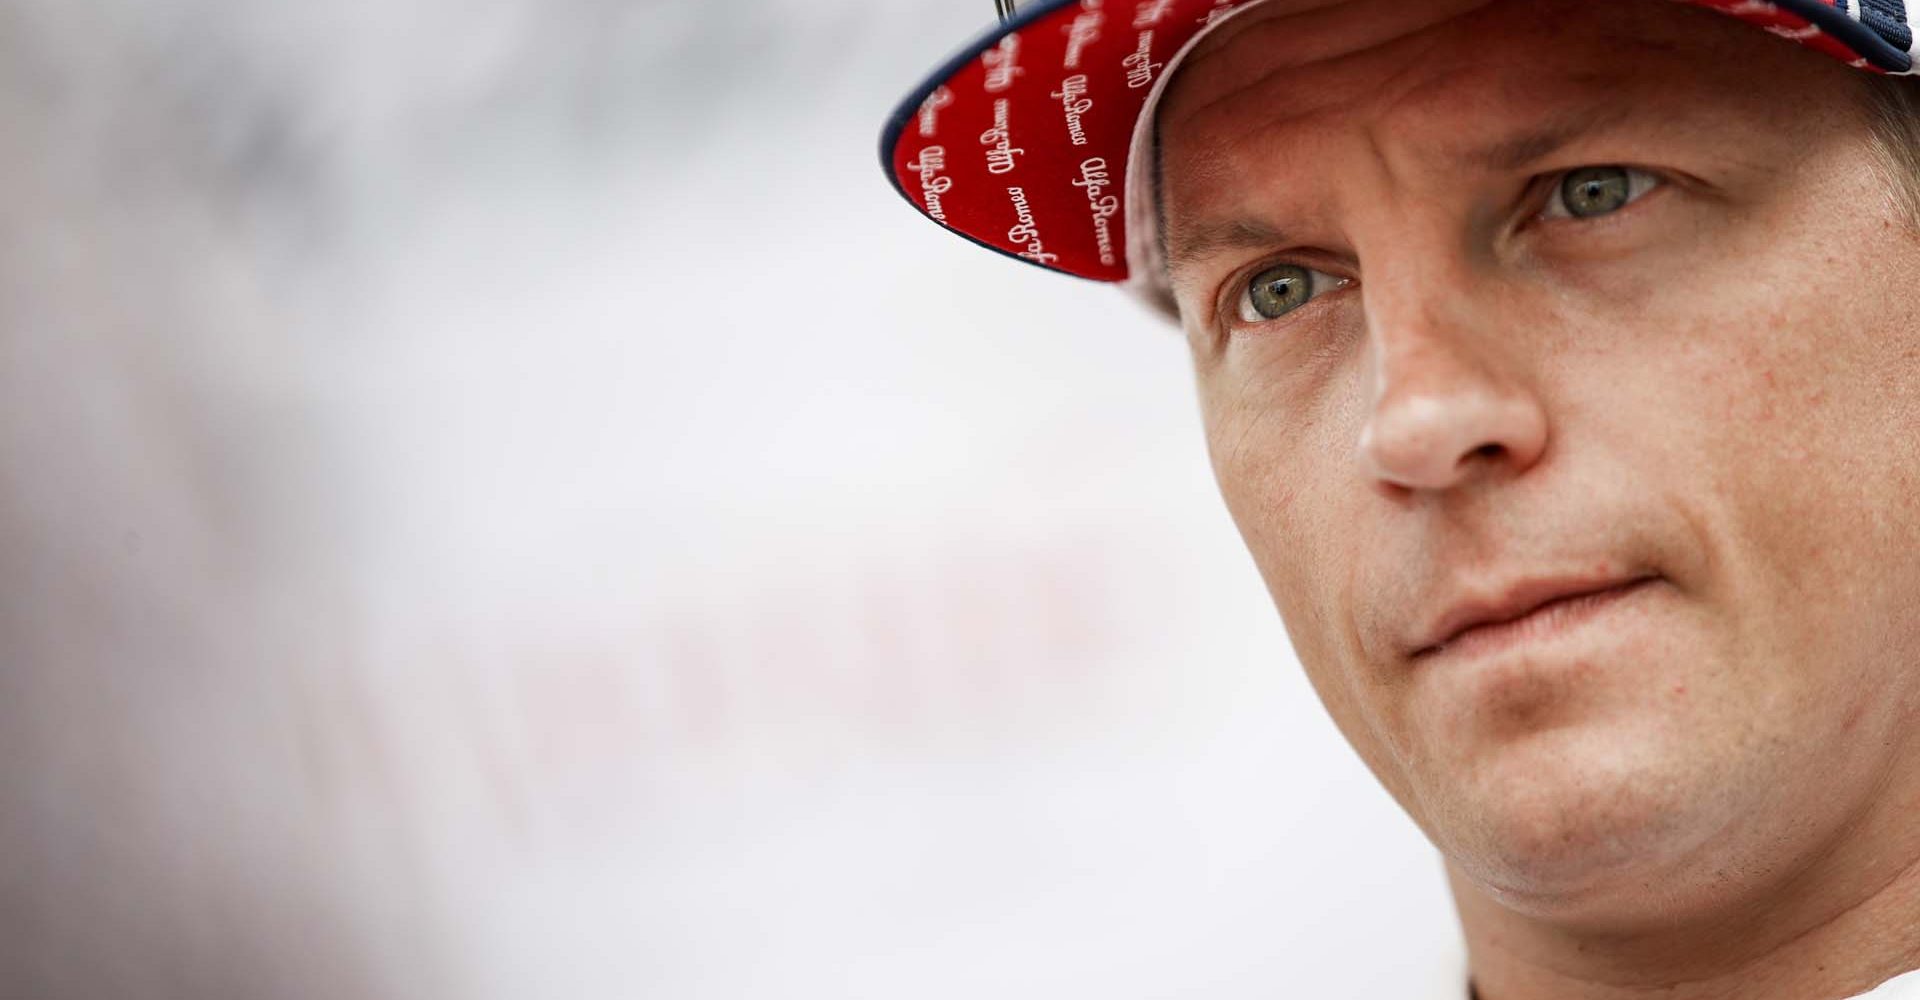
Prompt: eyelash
<box><xmin>1216</xmin><ymin>166</ymin><xmax>1667</xmax><ymax>334</ymax></box>
<box><xmin>1229</xmin><ymin>265</ymin><xmax>1350</xmax><ymax>326</ymax></box>
<box><xmin>1538</xmin><ymin>165</ymin><xmax>1663</xmax><ymax>221</ymax></box>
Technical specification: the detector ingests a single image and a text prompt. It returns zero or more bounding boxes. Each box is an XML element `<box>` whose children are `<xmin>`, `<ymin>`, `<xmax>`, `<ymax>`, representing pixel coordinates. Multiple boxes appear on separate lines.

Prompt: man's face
<box><xmin>1161</xmin><ymin>0</ymin><xmax>1920</xmax><ymax>918</ymax></box>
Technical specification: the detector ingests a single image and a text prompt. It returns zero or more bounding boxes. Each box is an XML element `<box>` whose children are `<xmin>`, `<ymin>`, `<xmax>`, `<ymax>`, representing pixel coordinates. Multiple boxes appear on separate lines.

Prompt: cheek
<box><xmin>1199</xmin><ymin>384</ymin><xmax>1301</xmax><ymax>591</ymax></box>
<box><xmin>1644</xmin><ymin>227</ymin><xmax>1919</xmax><ymax>555</ymax></box>
<box><xmin>1559</xmin><ymin>186</ymin><xmax>1920</xmax><ymax>706</ymax></box>
<box><xmin>1196</xmin><ymin>356</ymin><xmax>1359</xmax><ymax>598</ymax></box>
<box><xmin>1194</xmin><ymin>326</ymin><xmax>1371</xmax><ymax>533</ymax></box>
<box><xmin>1197</xmin><ymin>359</ymin><xmax>1381</xmax><ymax>698</ymax></box>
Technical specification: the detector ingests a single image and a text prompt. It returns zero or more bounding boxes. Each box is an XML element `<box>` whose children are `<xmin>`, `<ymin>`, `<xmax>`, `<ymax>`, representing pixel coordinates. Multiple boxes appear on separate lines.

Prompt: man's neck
<box><xmin>1450</xmin><ymin>767</ymin><xmax>1920</xmax><ymax>1000</ymax></box>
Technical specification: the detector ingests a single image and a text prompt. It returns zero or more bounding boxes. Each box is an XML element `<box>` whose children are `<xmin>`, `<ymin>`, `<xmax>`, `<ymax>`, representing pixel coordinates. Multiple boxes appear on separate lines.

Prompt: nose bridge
<box><xmin>1365</xmin><ymin>258</ymin><xmax>1488</xmax><ymax>393</ymax></box>
<box><xmin>1356</xmin><ymin>236</ymin><xmax>1549</xmax><ymax>493</ymax></box>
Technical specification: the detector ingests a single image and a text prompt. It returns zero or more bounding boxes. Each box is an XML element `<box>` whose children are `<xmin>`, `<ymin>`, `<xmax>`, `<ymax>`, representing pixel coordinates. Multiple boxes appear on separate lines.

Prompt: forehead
<box><xmin>1156</xmin><ymin>0</ymin><xmax>1848</xmax><ymax>236</ymax></box>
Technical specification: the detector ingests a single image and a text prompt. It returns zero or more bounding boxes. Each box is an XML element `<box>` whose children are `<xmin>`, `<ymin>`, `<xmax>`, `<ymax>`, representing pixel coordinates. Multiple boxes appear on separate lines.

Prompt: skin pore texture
<box><xmin>1155</xmin><ymin>1</ymin><xmax>1920</xmax><ymax>998</ymax></box>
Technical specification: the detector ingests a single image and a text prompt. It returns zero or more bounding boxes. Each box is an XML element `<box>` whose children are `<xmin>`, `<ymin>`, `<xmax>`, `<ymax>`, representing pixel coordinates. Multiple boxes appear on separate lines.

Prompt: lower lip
<box><xmin>1420</xmin><ymin>577</ymin><xmax>1660</xmax><ymax>664</ymax></box>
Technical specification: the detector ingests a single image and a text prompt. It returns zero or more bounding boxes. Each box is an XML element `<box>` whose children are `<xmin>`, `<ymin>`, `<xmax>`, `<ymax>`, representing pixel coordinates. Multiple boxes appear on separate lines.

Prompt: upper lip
<box><xmin>1408</xmin><ymin>571</ymin><xmax>1657</xmax><ymax>659</ymax></box>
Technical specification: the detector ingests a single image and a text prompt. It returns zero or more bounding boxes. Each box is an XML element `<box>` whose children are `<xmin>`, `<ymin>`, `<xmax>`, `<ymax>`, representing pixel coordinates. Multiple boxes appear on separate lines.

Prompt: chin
<box><xmin>1419</xmin><ymin>722</ymin><xmax>1745</xmax><ymax>923</ymax></box>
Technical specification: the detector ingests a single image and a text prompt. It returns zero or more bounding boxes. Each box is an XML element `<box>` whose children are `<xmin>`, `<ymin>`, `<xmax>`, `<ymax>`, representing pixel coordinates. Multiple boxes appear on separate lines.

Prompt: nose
<box><xmin>1356</xmin><ymin>282</ymin><xmax>1549</xmax><ymax>493</ymax></box>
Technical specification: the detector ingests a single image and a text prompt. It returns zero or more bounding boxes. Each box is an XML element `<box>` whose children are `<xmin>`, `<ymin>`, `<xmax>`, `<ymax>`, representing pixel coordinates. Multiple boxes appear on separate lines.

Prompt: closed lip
<box><xmin>1408</xmin><ymin>572</ymin><xmax>1661</xmax><ymax>661</ymax></box>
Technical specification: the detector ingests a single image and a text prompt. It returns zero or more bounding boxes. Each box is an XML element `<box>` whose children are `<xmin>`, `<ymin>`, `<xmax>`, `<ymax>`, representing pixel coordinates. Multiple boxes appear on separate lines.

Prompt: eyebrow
<box><xmin>1161</xmin><ymin>104</ymin><xmax>1639</xmax><ymax>277</ymax></box>
<box><xmin>1165</xmin><ymin>216</ymin><xmax>1293</xmax><ymax>274</ymax></box>
<box><xmin>1464</xmin><ymin>104</ymin><xmax>1635</xmax><ymax>172</ymax></box>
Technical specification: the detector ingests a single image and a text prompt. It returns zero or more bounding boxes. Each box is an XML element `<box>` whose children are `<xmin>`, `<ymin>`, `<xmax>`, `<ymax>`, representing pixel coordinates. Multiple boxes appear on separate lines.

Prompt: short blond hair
<box><xmin>1863</xmin><ymin>74</ymin><xmax>1920</xmax><ymax>224</ymax></box>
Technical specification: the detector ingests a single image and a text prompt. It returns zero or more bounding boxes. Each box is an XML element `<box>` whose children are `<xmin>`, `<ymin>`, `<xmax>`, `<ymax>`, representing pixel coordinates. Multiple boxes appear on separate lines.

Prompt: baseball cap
<box><xmin>878</xmin><ymin>0</ymin><xmax>1917</xmax><ymax>321</ymax></box>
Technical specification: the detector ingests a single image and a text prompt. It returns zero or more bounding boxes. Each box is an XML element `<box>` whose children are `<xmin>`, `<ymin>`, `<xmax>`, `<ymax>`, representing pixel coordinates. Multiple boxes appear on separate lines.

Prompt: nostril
<box><xmin>1466</xmin><ymin>443</ymin><xmax>1506</xmax><ymax>463</ymax></box>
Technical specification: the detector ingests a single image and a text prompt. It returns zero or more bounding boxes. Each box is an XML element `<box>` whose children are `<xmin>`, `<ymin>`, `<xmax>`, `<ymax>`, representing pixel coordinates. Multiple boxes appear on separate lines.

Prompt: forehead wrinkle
<box><xmin>1363</xmin><ymin>51</ymin><xmax>1649</xmax><ymax>173</ymax></box>
<box><xmin>1170</xmin><ymin>0</ymin><xmax>1489</xmax><ymax>144</ymax></box>
<box><xmin>1172</xmin><ymin>31</ymin><xmax>1678</xmax><ymax>198</ymax></box>
<box><xmin>1157</xmin><ymin>0</ymin><xmax>1514</xmax><ymax>242</ymax></box>
<box><xmin>1170</xmin><ymin>0</ymin><xmax>1737</xmax><ymax>164</ymax></box>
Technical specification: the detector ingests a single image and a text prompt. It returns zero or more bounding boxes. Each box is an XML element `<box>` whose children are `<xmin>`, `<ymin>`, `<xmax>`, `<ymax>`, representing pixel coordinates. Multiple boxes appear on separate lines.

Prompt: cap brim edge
<box><xmin>876</xmin><ymin>0</ymin><xmax>1119</xmax><ymax>283</ymax></box>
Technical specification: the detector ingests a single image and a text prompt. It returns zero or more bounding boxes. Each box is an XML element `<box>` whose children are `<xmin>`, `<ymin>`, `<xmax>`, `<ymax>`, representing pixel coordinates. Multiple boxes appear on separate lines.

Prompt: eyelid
<box><xmin>1539</xmin><ymin>165</ymin><xmax>1663</xmax><ymax>220</ymax></box>
<box><xmin>1219</xmin><ymin>260</ymin><xmax>1353</xmax><ymax>333</ymax></box>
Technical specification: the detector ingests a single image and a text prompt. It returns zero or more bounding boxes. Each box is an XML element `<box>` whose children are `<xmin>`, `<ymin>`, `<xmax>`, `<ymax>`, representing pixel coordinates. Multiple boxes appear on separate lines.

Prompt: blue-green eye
<box><xmin>1238</xmin><ymin>263</ymin><xmax>1347</xmax><ymax>323</ymax></box>
<box><xmin>1546</xmin><ymin>166</ymin><xmax>1660</xmax><ymax>220</ymax></box>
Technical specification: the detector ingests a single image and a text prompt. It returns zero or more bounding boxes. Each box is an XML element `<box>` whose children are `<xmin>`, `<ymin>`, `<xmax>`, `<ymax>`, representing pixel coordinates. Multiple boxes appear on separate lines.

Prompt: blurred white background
<box><xmin>0</xmin><ymin>0</ymin><xmax>1457</xmax><ymax>996</ymax></box>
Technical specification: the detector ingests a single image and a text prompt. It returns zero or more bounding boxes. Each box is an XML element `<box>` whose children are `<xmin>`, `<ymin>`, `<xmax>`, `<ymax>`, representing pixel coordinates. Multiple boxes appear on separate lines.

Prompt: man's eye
<box><xmin>1236</xmin><ymin>263</ymin><xmax>1348</xmax><ymax>324</ymax></box>
<box><xmin>1544</xmin><ymin>166</ymin><xmax>1661</xmax><ymax>220</ymax></box>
